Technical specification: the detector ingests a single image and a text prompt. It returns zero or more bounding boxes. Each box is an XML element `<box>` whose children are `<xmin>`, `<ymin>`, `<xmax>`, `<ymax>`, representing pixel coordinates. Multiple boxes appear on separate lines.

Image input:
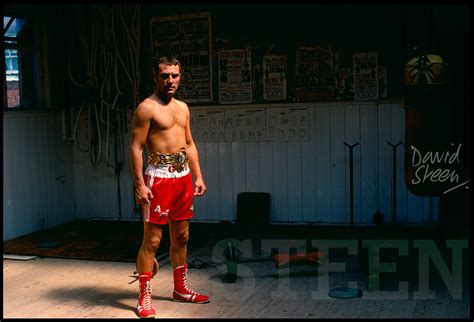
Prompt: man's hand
<box><xmin>194</xmin><ymin>178</ymin><xmax>207</xmax><ymax>196</ymax></box>
<box><xmin>135</xmin><ymin>185</ymin><xmax>154</xmax><ymax>204</ymax></box>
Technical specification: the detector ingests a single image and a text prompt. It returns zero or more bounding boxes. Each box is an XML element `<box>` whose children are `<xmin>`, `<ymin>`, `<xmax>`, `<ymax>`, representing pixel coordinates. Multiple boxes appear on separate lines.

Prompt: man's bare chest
<box><xmin>151</xmin><ymin>108</ymin><xmax>186</xmax><ymax>130</ymax></box>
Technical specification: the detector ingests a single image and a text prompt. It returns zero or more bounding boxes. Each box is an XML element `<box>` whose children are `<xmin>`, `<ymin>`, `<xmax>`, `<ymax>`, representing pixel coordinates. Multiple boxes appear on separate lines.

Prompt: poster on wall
<box><xmin>353</xmin><ymin>51</ymin><xmax>379</xmax><ymax>100</ymax></box>
<box><xmin>266</xmin><ymin>107</ymin><xmax>310</xmax><ymax>141</ymax></box>
<box><xmin>218</xmin><ymin>49</ymin><xmax>253</xmax><ymax>104</ymax></box>
<box><xmin>336</xmin><ymin>68</ymin><xmax>354</xmax><ymax>101</ymax></box>
<box><xmin>190</xmin><ymin>109</ymin><xmax>225</xmax><ymax>142</ymax></box>
<box><xmin>224</xmin><ymin>108</ymin><xmax>266</xmax><ymax>142</ymax></box>
<box><xmin>295</xmin><ymin>46</ymin><xmax>336</xmax><ymax>102</ymax></box>
<box><xmin>378</xmin><ymin>66</ymin><xmax>388</xmax><ymax>98</ymax></box>
<box><xmin>150</xmin><ymin>12</ymin><xmax>213</xmax><ymax>103</ymax></box>
<box><xmin>263</xmin><ymin>54</ymin><xmax>287</xmax><ymax>101</ymax></box>
<box><xmin>190</xmin><ymin>105</ymin><xmax>311</xmax><ymax>142</ymax></box>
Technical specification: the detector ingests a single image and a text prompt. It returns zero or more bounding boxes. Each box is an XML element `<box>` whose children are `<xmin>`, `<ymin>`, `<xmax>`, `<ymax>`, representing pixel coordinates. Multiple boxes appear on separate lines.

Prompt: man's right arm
<box><xmin>130</xmin><ymin>102</ymin><xmax>154</xmax><ymax>204</ymax></box>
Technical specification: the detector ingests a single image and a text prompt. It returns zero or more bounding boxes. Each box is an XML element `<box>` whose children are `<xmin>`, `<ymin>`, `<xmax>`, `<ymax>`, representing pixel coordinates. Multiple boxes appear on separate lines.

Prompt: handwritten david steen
<box><xmin>410</xmin><ymin>143</ymin><xmax>469</xmax><ymax>194</ymax></box>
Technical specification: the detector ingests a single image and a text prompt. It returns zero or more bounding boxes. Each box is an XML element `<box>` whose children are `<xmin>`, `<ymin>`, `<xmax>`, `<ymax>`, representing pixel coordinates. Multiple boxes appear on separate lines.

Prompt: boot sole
<box><xmin>172</xmin><ymin>298</ymin><xmax>210</xmax><ymax>304</ymax></box>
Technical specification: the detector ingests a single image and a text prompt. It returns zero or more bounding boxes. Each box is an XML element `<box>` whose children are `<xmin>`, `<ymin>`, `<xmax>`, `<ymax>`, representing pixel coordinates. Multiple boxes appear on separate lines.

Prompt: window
<box><xmin>3</xmin><ymin>15</ymin><xmax>39</xmax><ymax>109</ymax></box>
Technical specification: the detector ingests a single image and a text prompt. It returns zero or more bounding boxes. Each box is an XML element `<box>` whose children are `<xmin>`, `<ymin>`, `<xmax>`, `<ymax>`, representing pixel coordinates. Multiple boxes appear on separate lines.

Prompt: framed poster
<box><xmin>218</xmin><ymin>49</ymin><xmax>252</xmax><ymax>104</ymax></box>
<box><xmin>353</xmin><ymin>51</ymin><xmax>379</xmax><ymax>100</ymax></box>
<box><xmin>263</xmin><ymin>54</ymin><xmax>287</xmax><ymax>101</ymax></box>
<box><xmin>150</xmin><ymin>12</ymin><xmax>213</xmax><ymax>103</ymax></box>
<box><xmin>296</xmin><ymin>46</ymin><xmax>336</xmax><ymax>102</ymax></box>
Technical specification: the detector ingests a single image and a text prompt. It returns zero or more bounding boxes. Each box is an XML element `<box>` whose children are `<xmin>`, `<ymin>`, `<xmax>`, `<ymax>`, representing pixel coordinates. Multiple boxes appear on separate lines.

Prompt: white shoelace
<box><xmin>182</xmin><ymin>271</ymin><xmax>198</xmax><ymax>295</ymax></box>
<box><xmin>139</xmin><ymin>281</ymin><xmax>153</xmax><ymax>311</ymax></box>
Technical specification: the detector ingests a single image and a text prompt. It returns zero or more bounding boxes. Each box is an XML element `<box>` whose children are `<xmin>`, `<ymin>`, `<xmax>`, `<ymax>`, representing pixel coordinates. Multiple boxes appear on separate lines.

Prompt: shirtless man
<box><xmin>130</xmin><ymin>56</ymin><xmax>210</xmax><ymax>319</ymax></box>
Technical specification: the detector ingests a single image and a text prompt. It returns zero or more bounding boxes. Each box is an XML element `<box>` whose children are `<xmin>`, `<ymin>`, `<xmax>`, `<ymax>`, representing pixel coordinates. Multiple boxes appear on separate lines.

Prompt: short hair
<box><xmin>153</xmin><ymin>56</ymin><xmax>182</xmax><ymax>73</ymax></box>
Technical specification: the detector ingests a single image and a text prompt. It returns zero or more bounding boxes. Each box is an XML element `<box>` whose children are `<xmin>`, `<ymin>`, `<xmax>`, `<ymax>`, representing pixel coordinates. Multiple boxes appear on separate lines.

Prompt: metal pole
<box><xmin>387</xmin><ymin>142</ymin><xmax>402</xmax><ymax>225</ymax></box>
<box><xmin>344</xmin><ymin>142</ymin><xmax>359</xmax><ymax>226</ymax></box>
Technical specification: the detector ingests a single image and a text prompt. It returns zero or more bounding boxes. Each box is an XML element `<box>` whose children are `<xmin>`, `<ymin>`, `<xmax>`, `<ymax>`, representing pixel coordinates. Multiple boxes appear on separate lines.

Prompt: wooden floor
<box><xmin>3</xmin><ymin>245</ymin><xmax>470</xmax><ymax>319</ymax></box>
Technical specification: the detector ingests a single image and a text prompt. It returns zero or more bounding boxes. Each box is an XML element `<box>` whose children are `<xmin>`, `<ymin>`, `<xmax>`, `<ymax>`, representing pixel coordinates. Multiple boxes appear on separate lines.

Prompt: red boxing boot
<box><xmin>137</xmin><ymin>272</ymin><xmax>156</xmax><ymax>318</ymax></box>
<box><xmin>173</xmin><ymin>264</ymin><xmax>210</xmax><ymax>303</ymax></box>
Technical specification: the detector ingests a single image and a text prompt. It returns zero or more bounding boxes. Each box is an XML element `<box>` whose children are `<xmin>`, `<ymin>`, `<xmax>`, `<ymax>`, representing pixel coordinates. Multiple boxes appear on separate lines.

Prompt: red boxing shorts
<box><xmin>141</xmin><ymin>163</ymin><xmax>194</xmax><ymax>225</ymax></box>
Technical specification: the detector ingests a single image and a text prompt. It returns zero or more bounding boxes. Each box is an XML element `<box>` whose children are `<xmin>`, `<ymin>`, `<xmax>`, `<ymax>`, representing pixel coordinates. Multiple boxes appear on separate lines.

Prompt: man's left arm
<box><xmin>184</xmin><ymin>103</ymin><xmax>206</xmax><ymax>196</ymax></box>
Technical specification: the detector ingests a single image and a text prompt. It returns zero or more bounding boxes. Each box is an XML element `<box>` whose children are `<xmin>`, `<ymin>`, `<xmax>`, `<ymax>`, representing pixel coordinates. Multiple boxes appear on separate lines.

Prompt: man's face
<box><xmin>154</xmin><ymin>63</ymin><xmax>181</xmax><ymax>97</ymax></box>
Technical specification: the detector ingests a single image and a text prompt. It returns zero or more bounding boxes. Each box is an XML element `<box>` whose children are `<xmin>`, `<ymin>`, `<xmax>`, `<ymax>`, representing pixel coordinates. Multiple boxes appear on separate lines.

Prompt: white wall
<box><xmin>3</xmin><ymin>111</ymin><xmax>76</xmax><ymax>241</ymax></box>
<box><xmin>2</xmin><ymin>101</ymin><xmax>439</xmax><ymax>242</ymax></box>
<box><xmin>73</xmin><ymin>100</ymin><xmax>439</xmax><ymax>225</ymax></box>
<box><xmin>72</xmin><ymin>111</ymin><xmax>138</xmax><ymax>221</ymax></box>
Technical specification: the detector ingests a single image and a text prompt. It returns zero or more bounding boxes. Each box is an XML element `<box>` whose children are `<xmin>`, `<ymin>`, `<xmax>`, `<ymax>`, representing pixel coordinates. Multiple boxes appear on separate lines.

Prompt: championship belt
<box><xmin>147</xmin><ymin>147</ymin><xmax>189</xmax><ymax>172</ymax></box>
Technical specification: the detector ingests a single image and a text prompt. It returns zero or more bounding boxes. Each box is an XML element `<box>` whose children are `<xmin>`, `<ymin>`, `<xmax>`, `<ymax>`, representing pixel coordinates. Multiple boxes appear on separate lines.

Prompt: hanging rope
<box><xmin>68</xmin><ymin>5</ymin><xmax>102</xmax><ymax>167</ymax></box>
<box><xmin>67</xmin><ymin>4</ymin><xmax>141</xmax><ymax>168</ymax></box>
<box><xmin>115</xmin><ymin>4</ymin><xmax>142</xmax><ymax>109</ymax></box>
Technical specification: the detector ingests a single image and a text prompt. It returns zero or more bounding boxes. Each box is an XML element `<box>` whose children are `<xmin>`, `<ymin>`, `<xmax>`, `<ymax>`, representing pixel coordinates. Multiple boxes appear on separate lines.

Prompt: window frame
<box><xmin>3</xmin><ymin>13</ymin><xmax>46</xmax><ymax>111</ymax></box>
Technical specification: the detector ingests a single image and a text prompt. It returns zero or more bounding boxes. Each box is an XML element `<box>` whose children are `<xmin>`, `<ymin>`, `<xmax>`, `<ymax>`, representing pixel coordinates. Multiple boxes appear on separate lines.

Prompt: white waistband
<box><xmin>145</xmin><ymin>163</ymin><xmax>190</xmax><ymax>178</ymax></box>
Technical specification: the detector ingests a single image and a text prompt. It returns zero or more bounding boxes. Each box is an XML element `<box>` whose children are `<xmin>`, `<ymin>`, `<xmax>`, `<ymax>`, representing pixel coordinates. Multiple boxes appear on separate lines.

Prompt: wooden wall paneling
<box><xmin>377</xmin><ymin>103</ymin><xmax>393</xmax><ymax>224</ymax></box>
<box><xmin>3</xmin><ymin>118</ymin><xmax>15</xmax><ymax>240</ymax></box>
<box><xmin>218</xmin><ymin>141</ymin><xmax>234</xmax><ymax>221</ymax></box>
<box><xmin>272</xmin><ymin>142</ymin><xmax>288</xmax><ymax>222</ymax></box>
<box><xmin>3</xmin><ymin>112</ymin><xmax>76</xmax><ymax>240</ymax></box>
<box><xmin>344</xmin><ymin>104</ymin><xmax>362</xmax><ymax>224</ymax></box>
<box><xmin>329</xmin><ymin>105</ymin><xmax>347</xmax><ymax>223</ymax></box>
<box><xmin>29</xmin><ymin>115</ymin><xmax>42</xmax><ymax>232</ymax></box>
<box><xmin>72</xmin><ymin>138</ymin><xmax>87</xmax><ymax>219</ymax></box>
<box><xmin>314</xmin><ymin>106</ymin><xmax>331</xmax><ymax>223</ymax></box>
<box><xmin>52</xmin><ymin>114</ymin><xmax>69</xmax><ymax>225</ymax></box>
<box><xmin>390</xmin><ymin>103</ymin><xmax>409</xmax><ymax>224</ymax></box>
<box><xmin>45</xmin><ymin>115</ymin><xmax>64</xmax><ymax>226</ymax></box>
<box><xmin>259</xmin><ymin>141</ymin><xmax>275</xmax><ymax>222</ymax></box>
<box><xmin>93</xmin><ymin>126</ymin><xmax>107</xmax><ymax>218</ymax></box>
<box><xmin>91</xmin><ymin>125</ymin><xmax>111</xmax><ymax>219</ymax></box>
<box><xmin>359</xmin><ymin>103</ymin><xmax>378</xmax><ymax>224</ymax></box>
<box><xmin>75</xmin><ymin>108</ymin><xmax>95</xmax><ymax>218</ymax></box>
<box><xmin>22</xmin><ymin>116</ymin><xmax>36</xmax><ymax>233</ymax></box>
<box><xmin>14</xmin><ymin>117</ymin><xmax>29</xmax><ymax>237</ymax></box>
<box><xmin>245</xmin><ymin>142</ymin><xmax>261</xmax><ymax>192</ymax></box>
<box><xmin>118</xmin><ymin>134</ymin><xmax>136</xmax><ymax>220</ymax></box>
<box><xmin>193</xmin><ymin>142</ymin><xmax>208</xmax><ymax>221</ymax></box>
<box><xmin>83</xmin><ymin>152</ymin><xmax>97</xmax><ymax>218</ymax></box>
<box><xmin>301</xmin><ymin>106</ymin><xmax>317</xmax><ymax>223</ymax></box>
<box><xmin>47</xmin><ymin>114</ymin><xmax>60</xmax><ymax>225</ymax></box>
<box><xmin>37</xmin><ymin>116</ymin><xmax>51</xmax><ymax>228</ymax></box>
<box><xmin>231</xmin><ymin>141</ymin><xmax>246</xmax><ymax>220</ymax></box>
<box><xmin>204</xmin><ymin>142</ymin><xmax>221</xmax><ymax>221</ymax></box>
<box><xmin>287</xmin><ymin>141</ymin><xmax>303</xmax><ymax>223</ymax></box>
<box><xmin>406</xmin><ymin>180</ymin><xmax>426</xmax><ymax>224</ymax></box>
<box><xmin>106</xmin><ymin>147</ymin><xmax>121</xmax><ymax>220</ymax></box>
